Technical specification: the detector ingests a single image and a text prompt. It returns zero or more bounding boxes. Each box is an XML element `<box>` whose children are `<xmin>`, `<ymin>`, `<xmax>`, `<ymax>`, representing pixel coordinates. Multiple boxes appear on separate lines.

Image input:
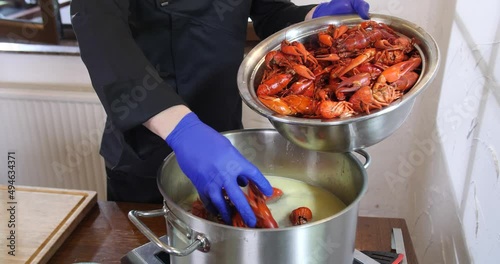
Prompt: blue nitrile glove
<box><xmin>166</xmin><ymin>112</ymin><xmax>273</xmax><ymax>227</ymax></box>
<box><xmin>312</xmin><ymin>0</ymin><xmax>370</xmax><ymax>20</ymax></box>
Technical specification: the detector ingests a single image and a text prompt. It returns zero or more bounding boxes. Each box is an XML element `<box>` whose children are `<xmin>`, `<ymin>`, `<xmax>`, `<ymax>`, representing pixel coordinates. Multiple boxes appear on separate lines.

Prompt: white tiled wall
<box><xmin>287</xmin><ymin>0</ymin><xmax>500</xmax><ymax>263</ymax></box>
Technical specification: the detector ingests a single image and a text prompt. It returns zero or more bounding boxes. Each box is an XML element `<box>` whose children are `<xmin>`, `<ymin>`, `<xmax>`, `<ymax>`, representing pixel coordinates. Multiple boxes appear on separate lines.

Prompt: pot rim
<box><xmin>157</xmin><ymin>128</ymin><xmax>369</xmax><ymax>231</ymax></box>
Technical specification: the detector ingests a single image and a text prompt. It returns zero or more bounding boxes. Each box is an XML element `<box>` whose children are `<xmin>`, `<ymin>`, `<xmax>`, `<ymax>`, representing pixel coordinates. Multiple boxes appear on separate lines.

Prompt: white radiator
<box><xmin>0</xmin><ymin>87</ymin><xmax>107</xmax><ymax>200</ymax></box>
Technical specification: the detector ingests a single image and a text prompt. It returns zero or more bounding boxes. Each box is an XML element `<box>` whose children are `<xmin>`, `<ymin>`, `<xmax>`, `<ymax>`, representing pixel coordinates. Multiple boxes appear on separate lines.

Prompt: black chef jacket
<box><xmin>70</xmin><ymin>0</ymin><xmax>315</xmax><ymax>202</ymax></box>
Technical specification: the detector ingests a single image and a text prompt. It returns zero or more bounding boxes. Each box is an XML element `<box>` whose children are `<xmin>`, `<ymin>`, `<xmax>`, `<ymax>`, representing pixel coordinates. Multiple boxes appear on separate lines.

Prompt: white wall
<box><xmin>440</xmin><ymin>0</ymin><xmax>500</xmax><ymax>262</ymax></box>
<box><xmin>1</xmin><ymin>0</ymin><xmax>499</xmax><ymax>262</ymax></box>
<box><xmin>0</xmin><ymin>53</ymin><xmax>91</xmax><ymax>88</ymax></box>
<box><xmin>289</xmin><ymin>0</ymin><xmax>499</xmax><ymax>263</ymax></box>
<box><xmin>0</xmin><ymin>53</ymin><xmax>107</xmax><ymax>199</ymax></box>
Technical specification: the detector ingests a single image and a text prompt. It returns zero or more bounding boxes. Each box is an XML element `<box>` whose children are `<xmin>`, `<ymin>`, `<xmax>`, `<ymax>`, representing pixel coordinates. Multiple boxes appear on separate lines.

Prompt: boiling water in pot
<box><xmin>179</xmin><ymin>176</ymin><xmax>347</xmax><ymax>227</ymax></box>
<box><xmin>266</xmin><ymin>176</ymin><xmax>347</xmax><ymax>227</ymax></box>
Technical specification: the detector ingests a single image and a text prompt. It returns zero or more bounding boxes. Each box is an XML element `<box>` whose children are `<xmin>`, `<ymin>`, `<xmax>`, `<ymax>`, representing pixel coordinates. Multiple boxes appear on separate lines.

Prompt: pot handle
<box><xmin>128</xmin><ymin>208</ymin><xmax>210</xmax><ymax>256</ymax></box>
<box><xmin>355</xmin><ymin>149</ymin><xmax>371</xmax><ymax>169</ymax></box>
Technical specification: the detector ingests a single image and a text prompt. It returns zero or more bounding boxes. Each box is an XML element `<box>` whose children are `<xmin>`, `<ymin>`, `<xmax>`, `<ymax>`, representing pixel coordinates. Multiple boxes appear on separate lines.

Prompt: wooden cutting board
<box><xmin>0</xmin><ymin>185</ymin><xmax>97</xmax><ymax>264</ymax></box>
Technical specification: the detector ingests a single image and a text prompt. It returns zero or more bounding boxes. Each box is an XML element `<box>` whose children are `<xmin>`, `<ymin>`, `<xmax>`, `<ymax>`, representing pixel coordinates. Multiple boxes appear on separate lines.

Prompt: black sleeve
<box><xmin>70</xmin><ymin>0</ymin><xmax>185</xmax><ymax>132</ymax></box>
<box><xmin>250</xmin><ymin>0</ymin><xmax>316</xmax><ymax>39</ymax></box>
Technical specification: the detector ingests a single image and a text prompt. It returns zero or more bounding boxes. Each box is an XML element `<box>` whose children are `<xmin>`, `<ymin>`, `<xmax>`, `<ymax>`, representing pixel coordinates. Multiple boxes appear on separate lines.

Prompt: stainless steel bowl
<box><xmin>129</xmin><ymin>129</ymin><xmax>371</xmax><ymax>263</ymax></box>
<box><xmin>237</xmin><ymin>14</ymin><xmax>440</xmax><ymax>152</ymax></box>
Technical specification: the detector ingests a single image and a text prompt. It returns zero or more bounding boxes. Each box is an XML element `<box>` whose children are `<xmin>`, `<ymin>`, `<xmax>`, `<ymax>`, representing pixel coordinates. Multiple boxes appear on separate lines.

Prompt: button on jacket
<box><xmin>70</xmin><ymin>0</ymin><xmax>315</xmax><ymax>175</ymax></box>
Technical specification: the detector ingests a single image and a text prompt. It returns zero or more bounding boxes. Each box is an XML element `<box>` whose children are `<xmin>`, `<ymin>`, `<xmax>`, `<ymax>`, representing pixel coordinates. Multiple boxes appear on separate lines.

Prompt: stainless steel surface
<box><xmin>353</xmin><ymin>250</ymin><xmax>380</xmax><ymax>264</ymax></box>
<box><xmin>237</xmin><ymin>14</ymin><xmax>440</xmax><ymax>152</ymax></box>
<box><xmin>355</xmin><ymin>149</ymin><xmax>371</xmax><ymax>169</ymax></box>
<box><xmin>153</xmin><ymin>129</ymin><xmax>369</xmax><ymax>264</ymax></box>
<box><xmin>120</xmin><ymin>237</ymin><xmax>367</xmax><ymax>264</ymax></box>
<box><xmin>392</xmin><ymin>228</ymin><xmax>408</xmax><ymax>264</ymax></box>
<box><xmin>128</xmin><ymin>209</ymin><xmax>209</xmax><ymax>256</ymax></box>
<box><xmin>121</xmin><ymin>236</ymin><xmax>171</xmax><ymax>264</ymax></box>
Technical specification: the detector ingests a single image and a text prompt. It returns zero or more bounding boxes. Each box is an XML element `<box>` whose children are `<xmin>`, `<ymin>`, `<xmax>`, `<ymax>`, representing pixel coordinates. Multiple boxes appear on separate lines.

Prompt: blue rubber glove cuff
<box><xmin>312</xmin><ymin>0</ymin><xmax>370</xmax><ymax>20</ymax></box>
<box><xmin>166</xmin><ymin>112</ymin><xmax>273</xmax><ymax>227</ymax></box>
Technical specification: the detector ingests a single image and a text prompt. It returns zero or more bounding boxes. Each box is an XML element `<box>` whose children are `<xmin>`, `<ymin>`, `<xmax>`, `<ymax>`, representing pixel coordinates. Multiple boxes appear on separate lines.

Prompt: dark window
<box><xmin>0</xmin><ymin>0</ymin><xmax>73</xmax><ymax>44</ymax></box>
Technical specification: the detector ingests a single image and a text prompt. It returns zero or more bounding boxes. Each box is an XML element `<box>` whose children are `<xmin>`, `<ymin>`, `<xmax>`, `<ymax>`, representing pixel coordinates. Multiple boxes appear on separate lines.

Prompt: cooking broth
<box><xmin>179</xmin><ymin>175</ymin><xmax>347</xmax><ymax>228</ymax></box>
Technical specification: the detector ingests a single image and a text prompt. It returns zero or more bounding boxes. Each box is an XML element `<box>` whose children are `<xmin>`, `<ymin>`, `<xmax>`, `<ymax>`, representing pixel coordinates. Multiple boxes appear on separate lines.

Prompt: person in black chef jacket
<box><xmin>70</xmin><ymin>0</ymin><xmax>370</xmax><ymax>227</ymax></box>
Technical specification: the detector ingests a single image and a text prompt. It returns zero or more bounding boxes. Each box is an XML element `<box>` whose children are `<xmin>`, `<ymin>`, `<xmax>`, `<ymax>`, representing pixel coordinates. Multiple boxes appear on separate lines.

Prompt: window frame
<box><xmin>0</xmin><ymin>0</ymin><xmax>69</xmax><ymax>44</ymax></box>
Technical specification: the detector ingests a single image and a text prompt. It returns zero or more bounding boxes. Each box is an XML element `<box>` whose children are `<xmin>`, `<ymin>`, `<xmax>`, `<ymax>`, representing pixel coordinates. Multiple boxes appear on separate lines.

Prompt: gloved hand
<box><xmin>166</xmin><ymin>112</ymin><xmax>273</xmax><ymax>227</ymax></box>
<box><xmin>312</xmin><ymin>0</ymin><xmax>370</xmax><ymax>20</ymax></box>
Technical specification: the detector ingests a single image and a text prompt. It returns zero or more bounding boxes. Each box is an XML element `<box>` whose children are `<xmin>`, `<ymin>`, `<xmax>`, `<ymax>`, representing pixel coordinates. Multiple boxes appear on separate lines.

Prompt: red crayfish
<box><xmin>289</xmin><ymin>207</ymin><xmax>313</xmax><ymax>226</ymax></box>
<box><xmin>189</xmin><ymin>182</ymin><xmax>283</xmax><ymax>228</ymax></box>
<box><xmin>189</xmin><ymin>184</ymin><xmax>314</xmax><ymax>228</ymax></box>
<box><xmin>256</xmin><ymin>21</ymin><xmax>422</xmax><ymax>119</ymax></box>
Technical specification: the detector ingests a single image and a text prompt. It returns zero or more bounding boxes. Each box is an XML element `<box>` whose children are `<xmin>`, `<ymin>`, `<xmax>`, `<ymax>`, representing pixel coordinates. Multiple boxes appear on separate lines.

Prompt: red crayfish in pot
<box><xmin>189</xmin><ymin>183</ymin><xmax>315</xmax><ymax>228</ymax></box>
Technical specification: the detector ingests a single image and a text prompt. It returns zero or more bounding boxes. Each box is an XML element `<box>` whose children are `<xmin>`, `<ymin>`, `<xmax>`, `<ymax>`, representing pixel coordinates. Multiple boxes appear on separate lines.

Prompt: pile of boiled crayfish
<box><xmin>190</xmin><ymin>182</ymin><xmax>313</xmax><ymax>228</ymax></box>
<box><xmin>257</xmin><ymin>21</ymin><xmax>422</xmax><ymax>119</ymax></box>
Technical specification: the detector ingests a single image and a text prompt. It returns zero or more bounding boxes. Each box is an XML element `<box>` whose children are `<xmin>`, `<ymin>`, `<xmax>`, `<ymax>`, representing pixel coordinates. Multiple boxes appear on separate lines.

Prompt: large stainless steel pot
<box><xmin>129</xmin><ymin>129</ymin><xmax>370</xmax><ymax>264</ymax></box>
<box><xmin>237</xmin><ymin>14</ymin><xmax>440</xmax><ymax>152</ymax></box>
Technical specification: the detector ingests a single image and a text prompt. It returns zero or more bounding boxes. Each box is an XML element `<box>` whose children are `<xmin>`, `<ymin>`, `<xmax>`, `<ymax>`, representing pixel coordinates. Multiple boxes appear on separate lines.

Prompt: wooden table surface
<box><xmin>50</xmin><ymin>201</ymin><xmax>418</xmax><ymax>264</ymax></box>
